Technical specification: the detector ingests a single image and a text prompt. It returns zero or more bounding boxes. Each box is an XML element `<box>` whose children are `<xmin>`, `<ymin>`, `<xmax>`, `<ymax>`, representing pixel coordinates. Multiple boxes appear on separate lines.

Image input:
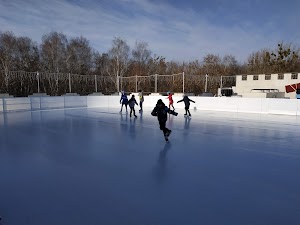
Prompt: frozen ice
<box><xmin>0</xmin><ymin>108</ymin><xmax>300</xmax><ymax>225</ymax></box>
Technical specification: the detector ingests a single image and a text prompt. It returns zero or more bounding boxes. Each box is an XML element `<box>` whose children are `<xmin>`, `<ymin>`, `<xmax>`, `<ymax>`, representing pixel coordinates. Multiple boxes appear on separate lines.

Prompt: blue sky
<box><xmin>1</xmin><ymin>0</ymin><xmax>299</xmax><ymax>63</ymax></box>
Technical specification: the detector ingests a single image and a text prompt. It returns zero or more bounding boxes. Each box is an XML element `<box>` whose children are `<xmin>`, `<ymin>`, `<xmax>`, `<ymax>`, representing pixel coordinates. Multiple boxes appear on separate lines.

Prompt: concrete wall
<box><xmin>235</xmin><ymin>73</ymin><xmax>300</xmax><ymax>99</ymax></box>
<box><xmin>1</xmin><ymin>96</ymin><xmax>300</xmax><ymax>116</ymax></box>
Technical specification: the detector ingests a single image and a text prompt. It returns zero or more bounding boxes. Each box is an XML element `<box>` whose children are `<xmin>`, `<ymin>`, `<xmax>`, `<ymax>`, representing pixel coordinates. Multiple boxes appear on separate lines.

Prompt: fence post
<box><xmin>117</xmin><ymin>75</ymin><xmax>120</xmax><ymax>93</ymax></box>
<box><xmin>4</xmin><ymin>69</ymin><xmax>8</xmax><ymax>92</ymax></box>
<box><xmin>68</xmin><ymin>73</ymin><xmax>72</xmax><ymax>93</ymax></box>
<box><xmin>135</xmin><ymin>75</ymin><xmax>138</xmax><ymax>93</ymax></box>
<box><xmin>182</xmin><ymin>72</ymin><xmax>185</xmax><ymax>93</ymax></box>
<box><xmin>155</xmin><ymin>74</ymin><xmax>158</xmax><ymax>93</ymax></box>
<box><xmin>220</xmin><ymin>75</ymin><xmax>223</xmax><ymax>89</ymax></box>
<box><xmin>95</xmin><ymin>75</ymin><xmax>98</xmax><ymax>93</ymax></box>
<box><xmin>37</xmin><ymin>71</ymin><xmax>40</xmax><ymax>93</ymax></box>
<box><xmin>205</xmin><ymin>74</ymin><xmax>208</xmax><ymax>92</ymax></box>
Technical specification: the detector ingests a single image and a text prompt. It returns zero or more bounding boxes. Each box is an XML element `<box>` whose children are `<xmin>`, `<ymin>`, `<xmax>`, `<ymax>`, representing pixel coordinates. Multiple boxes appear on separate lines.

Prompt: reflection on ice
<box><xmin>0</xmin><ymin>108</ymin><xmax>300</xmax><ymax>225</ymax></box>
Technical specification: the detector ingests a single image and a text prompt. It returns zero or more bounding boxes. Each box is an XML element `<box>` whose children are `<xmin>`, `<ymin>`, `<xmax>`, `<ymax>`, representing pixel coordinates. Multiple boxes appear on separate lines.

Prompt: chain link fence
<box><xmin>0</xmin><ymin>70</ymin><xmax>233</xmax><ymax>96</ymax></box>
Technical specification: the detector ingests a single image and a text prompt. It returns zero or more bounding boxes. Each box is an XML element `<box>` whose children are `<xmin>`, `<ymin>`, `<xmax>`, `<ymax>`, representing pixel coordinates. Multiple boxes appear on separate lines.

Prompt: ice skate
<box><xmin>164</xmin><ymin>134</ymin><xmax>169</xmax><ymax>142</ymax></box>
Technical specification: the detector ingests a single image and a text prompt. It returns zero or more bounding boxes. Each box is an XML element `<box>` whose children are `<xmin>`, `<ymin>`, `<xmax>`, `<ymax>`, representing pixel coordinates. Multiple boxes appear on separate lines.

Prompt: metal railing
<box><xmin>0</xmin><ymin>70</ymin><xmax>229</xmax><ymax>96</ymax></box>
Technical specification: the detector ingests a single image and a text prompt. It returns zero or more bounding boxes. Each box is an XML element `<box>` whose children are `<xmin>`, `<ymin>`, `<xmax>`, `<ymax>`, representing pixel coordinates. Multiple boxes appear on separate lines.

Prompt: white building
<box><xmin>235</xmin><ymin>72</ymin><xmax>300</xmax><ymax>99</ymax></box>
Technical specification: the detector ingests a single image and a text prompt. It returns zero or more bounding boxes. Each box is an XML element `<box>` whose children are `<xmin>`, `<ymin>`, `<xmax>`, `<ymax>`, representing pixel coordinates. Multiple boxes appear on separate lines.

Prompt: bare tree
<box><xmin>148</xmin><ymin>54</ymin><xmax>167</xmax><ymax>75</ymax></box>
<box><xmin>40</xmin><ymin>32</ymin><xmax>68</xmax><ymax>73</ymax></box>
<box><xmin>0</xmin><ymin>31</ymin><xmax>17</xmax><ymax>91</ymax></box>
<box><xmin>107</xmin><ymin>37</ymin><xmax>131</xmax><ymax>91</ymax></box>
<box><xmin>267</xmin><ymin>42</ymin><xmax>300</xmax><ymax>73</ymax></box>
<box><xmin>66</xmin><ymin>36</ymin><xmax>93</xmax><ymax>74</ymax></box>
<box><xmin>15</xmin><ymin>36</ymin><xmax>39</xmax><ymax>71</ymax></box>
<box><xmin>40</xmin><ymin>32</ymin><xmax>68</xmax><ymax>95</ymax></box>
<box><xmin>247</xmin><ymin>42</ymin><xmax>300</xmax><ymax>74</ymax></box>
<box><xmin>131</xmin><ymin>40</ymin><xmax>151</xmax><ymax>76</ymax></box>
<box><xmin>203</xmin><ymin>54</ymin><xmax>222</xmax><ymax>76</ymax></box>
<box><xmin>222</xmin><ymin>55</ymin><xmax>238</xmax><ymax>75</ymax></box>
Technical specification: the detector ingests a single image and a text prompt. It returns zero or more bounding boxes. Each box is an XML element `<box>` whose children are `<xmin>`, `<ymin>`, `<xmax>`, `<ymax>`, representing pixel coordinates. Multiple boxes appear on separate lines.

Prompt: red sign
<box><xmin>285</xmin><ymin>83</ymin><xmax>300</xmax><ymax>93</ymax></box>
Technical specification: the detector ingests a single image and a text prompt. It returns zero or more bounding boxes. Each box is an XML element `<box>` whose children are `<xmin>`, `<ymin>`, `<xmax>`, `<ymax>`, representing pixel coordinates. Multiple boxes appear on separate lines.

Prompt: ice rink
<box><xmin>0</xmin><ymin>107</ymin><xmax>300</xmax><ymax>225</ymax></box>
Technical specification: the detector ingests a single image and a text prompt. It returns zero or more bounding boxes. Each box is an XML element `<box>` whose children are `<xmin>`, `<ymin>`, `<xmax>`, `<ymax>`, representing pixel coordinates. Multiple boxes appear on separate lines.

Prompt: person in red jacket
<box><xmin>166</xmin><ymin>91</ymin><xmax>175</xmax><ymax>111</ymax></box>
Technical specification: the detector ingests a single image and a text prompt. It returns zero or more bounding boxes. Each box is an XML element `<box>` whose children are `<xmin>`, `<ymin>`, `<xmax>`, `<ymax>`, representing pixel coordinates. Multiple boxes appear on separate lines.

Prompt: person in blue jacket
<box><xmin>120</xmin><ymin>91</ymin><xmax>128</xmax><ymax>113</ymax></box>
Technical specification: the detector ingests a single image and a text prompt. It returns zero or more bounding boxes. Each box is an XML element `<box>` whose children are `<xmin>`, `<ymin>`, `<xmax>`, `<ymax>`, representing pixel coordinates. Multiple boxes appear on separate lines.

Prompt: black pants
<box><xmin>139</xmin><ymin>101</ymin><xmax>143</xmax><ymax>111</ymax></box>
<box><xmin>159</xmin><ymin>120</ymin><xmax>170</xmax><ymax>135</ymax></box>
<box><xmin>130</xmin><ymin>107</ymin><xmax>136</xmax><ymax>116</ymax></box>
<box><xmin>121</xmin><ymin>103</ymin><xmax>128</xmax><ymax>111</ymax></box>
<box><xmin>185</xmin><ymin>106</ymin><xmax>191</xmax><ymax>116</ymax></box>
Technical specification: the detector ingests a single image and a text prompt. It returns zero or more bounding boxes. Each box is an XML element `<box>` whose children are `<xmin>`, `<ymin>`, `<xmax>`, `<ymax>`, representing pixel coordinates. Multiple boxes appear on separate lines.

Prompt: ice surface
<box><xmin>0</xmin><ymin>108</ymin><xmax>300</xmax><ymax>225</ymax></box>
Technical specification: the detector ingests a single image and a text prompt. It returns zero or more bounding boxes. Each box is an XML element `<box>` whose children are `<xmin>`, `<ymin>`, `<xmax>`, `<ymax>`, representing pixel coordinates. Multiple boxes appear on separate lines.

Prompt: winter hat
<box><xmin>157</xmin><ymin>99</ymin><xmax>163</xmax><ymax>104</ymax></box>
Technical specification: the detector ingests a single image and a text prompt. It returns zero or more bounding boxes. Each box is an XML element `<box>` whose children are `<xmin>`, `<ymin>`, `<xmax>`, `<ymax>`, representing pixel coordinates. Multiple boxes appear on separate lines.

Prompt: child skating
<box><xmin>151</xmin><ymin>99</ymin><xmax>178</xmax><ymax>142</ymax></box>
<box><xmin>120</xmin><ymin>91</ymin><xmax>128</xmax><ymax>113</ymax></box>
<box><xmin>177</xmin><ymin>95</ymin><xmax>196</xmax><ymax>117</ymax></box>
<box><xmin>128</xmin><ymin>95</ymin><xmax>138</xmax><ymax>118</ymax></box>
<box><xmin>138</xmin><ymin>90</ymin><xmax>144</xmax><ymax>112</ymax></box>
<box><xmin>166</xmin><ymin>91</ymin><xmax>175</xmax><ymax>111</ymax></box>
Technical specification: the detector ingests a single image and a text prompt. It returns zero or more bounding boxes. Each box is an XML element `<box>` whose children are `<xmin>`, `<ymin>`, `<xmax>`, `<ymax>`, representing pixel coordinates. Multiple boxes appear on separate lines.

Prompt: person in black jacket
<box><xmin>177</xmin><ymin>95</ymin><xmax>196</xmax><ymax>116</ymax></box>
<box><xmin>128</xmin><ymin>95</ymin><xmax>138</xmax><ymax>118</ymax></box>
<box><xmin>151</xmin><ymin>99</ymin><xmax>178</xmax><ymax>141</ymax></box>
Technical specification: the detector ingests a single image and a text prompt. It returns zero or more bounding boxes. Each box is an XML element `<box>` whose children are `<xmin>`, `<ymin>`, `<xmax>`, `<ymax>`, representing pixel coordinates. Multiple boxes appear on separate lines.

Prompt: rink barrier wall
<box><xmin>0</xmin><ymin>96</ymin><xmax>300</xmax><ymax>116</ymax></box>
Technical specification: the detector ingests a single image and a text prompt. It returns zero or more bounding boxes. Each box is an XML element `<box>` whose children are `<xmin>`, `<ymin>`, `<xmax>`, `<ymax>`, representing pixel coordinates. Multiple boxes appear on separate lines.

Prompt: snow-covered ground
<box><xmin>0</xmin><ymin>108</ymin><xmax>300</xmax><ymax>225</ymax></box>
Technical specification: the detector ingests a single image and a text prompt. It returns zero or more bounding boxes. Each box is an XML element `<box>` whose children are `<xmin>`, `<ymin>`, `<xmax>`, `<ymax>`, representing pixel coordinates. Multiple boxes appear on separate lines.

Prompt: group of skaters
<box><xmin>120</xmin><ymin>90</ymin><xmax>144</xmax><ymax>117</ymax></box>
<box><xmin>120</xmin><ymin>90</ymin><xmax>196</xmax><ymax>142</ymax></box>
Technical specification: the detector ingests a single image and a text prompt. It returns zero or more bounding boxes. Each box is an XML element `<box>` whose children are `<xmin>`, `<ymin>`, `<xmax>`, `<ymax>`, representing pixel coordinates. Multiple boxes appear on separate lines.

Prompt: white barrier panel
<box><xmin>237</xmin><ymin>98</ymin><xmax>262</xmax><ymax>113</ymax></box>
<box><xmin>40</xmin><ymin>97</ymin><xmax>65</xmax><ymax>110</ymax></box>
<box><xmin>64</xmin><ymin>96</ymin><xmax>87</xmax><ymax>108</ymax></box>
<box><xmin>3</xmin><ymin>98</ymin><xmax>31</xmax><ymax>111</ymax></box>
<box><xmin>87</xmin><ymin>96</ymin><xmax>109</xmax><ymax>109</ymax></box>
<box><xmin>195</xmin><ymin>97</ymin><xmax>239</xmax><ymax>112</ymax></box>
<box><xmin>30</xmin><ymin>97</ymin><xmax>41</xmax><ymax>111</ymax></box>
<box><xmin>142</xmin><ymin>96</ymin><xmax>165</xmax><ymax>108</ymax></box>
<box><xmin>267</xmin><ymin>99</ymin><xmax>298</xmax><ymax>115</ymax></box>
<box><xmin>108</xmin><ymin>96</ymin><xmax>122</xmax><ymax>109</ymax></box>
<box><xmin>0</xmin><ymin>99</ymin><xmax>3</xmax><ymax>112</ymax></box>
<box><xmin>0</xmin><ymin>96</ymin><xmax>299</xmax><ymax>116</ymax></box>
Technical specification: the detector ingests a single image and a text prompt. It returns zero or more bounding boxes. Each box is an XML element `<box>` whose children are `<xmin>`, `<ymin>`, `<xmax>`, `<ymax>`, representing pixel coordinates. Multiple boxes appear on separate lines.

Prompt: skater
<box><xmin>151</xmin><ymin>99</ymin><xmax>178</xmax><ymax>142</ymax></box>
<box><xmin>120</xmin><ymin>91</ymin><xmax>128</xmax><ymax>113</ymax></box>
<box><xmin>128</xmin><ymin>95</ymin><xmax>138</xmax><ymax>118</ymax></box>
<box><xmin>166</xmin><ymin>91</ymin><xmax>175</xmax><ymax>111</ymax></box>
<box><xmin>177</xmin><ymin>94</ymin><xmax>196</xmax><ymax>117</ymax></box>
<box><xmin>138</xmin><ymin>89</ymin><xmax>144</xmax><ymax>112</ymax></box>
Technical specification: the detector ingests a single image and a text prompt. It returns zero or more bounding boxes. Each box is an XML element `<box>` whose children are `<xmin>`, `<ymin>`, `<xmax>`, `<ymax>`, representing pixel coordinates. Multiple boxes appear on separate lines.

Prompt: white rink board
<box><xmin>0</xmin><ymin>96</ymin><xmax>299</xmax><ymax>115</ymax></box>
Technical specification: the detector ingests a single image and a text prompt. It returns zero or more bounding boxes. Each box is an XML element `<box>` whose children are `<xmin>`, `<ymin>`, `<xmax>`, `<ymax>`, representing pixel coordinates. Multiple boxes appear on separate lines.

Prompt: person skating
<box><xmin>177</xmin><ymin>95</ymin><xmax>196</xmax><ymax>117</ymax></box>
<box><xmin>151</xmin><ymin>99</ymin><xmax>178</xmax><ymax>142</ymax></box>
<box><xmin>166</xmin><ymin>91</ymin><xmax>175</xmax><ymax>111</ymax></box>
<box><xmin>120</xmin><ymin>91</ymin><xmax>128</xmax><ymax>113</ymax></box>
<box><xmin>128</xmin><ymin>95</ymin><xmax>138</xmax><ymax>118</ymax></box>
<box><xmin>138</xmin><ymin>90</ymin><xmax>144</xmax><ymax>112</ymax></box>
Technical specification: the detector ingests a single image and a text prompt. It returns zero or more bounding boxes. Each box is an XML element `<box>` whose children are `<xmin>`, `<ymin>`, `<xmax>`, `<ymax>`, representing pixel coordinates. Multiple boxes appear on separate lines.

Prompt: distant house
<box><xmin>235</xmin><ymin>73</ymin><xmax>300</xmax><ymax>99</ymax></box>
